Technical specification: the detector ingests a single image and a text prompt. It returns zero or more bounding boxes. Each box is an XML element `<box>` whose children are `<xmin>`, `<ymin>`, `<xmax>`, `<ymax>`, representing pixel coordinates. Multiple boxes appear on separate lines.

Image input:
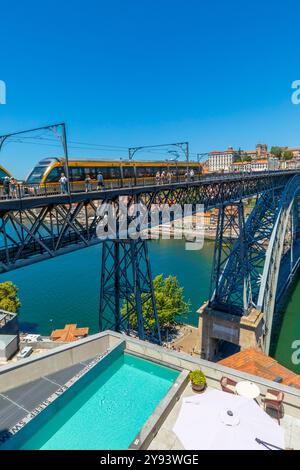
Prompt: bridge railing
<box><xmin>0</xmin><ymin>174</ymin><xmax>201</xmax><ymax>200</ymax></box>
<box><xmin>0</xmin><ymin>169</ymin><xmax>297</xmax><ymax>201</ymax></box>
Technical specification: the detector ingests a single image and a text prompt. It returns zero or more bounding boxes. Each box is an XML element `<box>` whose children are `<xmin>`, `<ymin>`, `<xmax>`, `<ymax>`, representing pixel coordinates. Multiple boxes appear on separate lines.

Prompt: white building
<box><xmin>208</xmin><ymin>147</ymin><xmax>238</xmax><ymax>173</ymax></box>
<box><xmin>232</xmin><ymin>158</ymin><xmax>279</xmax><ymax>173</ymax></box>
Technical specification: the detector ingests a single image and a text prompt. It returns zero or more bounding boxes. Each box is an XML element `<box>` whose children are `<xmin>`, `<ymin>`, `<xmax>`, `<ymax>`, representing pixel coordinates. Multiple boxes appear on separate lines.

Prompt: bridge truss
<box><xmin>209</xmin><ymin>174</ymin><xmax>300</xmax><ymax>354</ymax></box>
<box><xmin>0</xmin><ymin>170</ymin><xmax>298</xmax><ymax>345</ymax></box>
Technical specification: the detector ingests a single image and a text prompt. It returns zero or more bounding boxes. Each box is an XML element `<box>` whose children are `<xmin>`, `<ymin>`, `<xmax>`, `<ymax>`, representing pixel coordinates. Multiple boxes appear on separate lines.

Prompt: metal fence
<box><xmin>0</xmin><ymin>169</ymin><xmax>298</xmax><ymax>201</ymax></box>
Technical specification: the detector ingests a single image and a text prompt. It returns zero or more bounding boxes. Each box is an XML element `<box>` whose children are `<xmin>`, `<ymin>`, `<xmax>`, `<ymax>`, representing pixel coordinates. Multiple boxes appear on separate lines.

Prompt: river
<box><xmin>0</xmin><ymin>238</ymin><xmax>299</xmax><ymax>373</ymax></box>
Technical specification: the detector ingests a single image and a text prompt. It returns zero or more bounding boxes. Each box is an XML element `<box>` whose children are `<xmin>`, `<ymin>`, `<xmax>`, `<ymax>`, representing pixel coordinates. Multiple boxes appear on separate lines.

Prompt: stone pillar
<box><xmin>197</xmin><ymin>302</ymin><xmax>264</xmax><ymax>361</ymax></box>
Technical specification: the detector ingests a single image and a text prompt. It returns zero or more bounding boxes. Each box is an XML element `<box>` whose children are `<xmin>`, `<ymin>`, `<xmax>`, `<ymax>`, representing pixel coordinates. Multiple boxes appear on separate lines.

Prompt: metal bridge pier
<box><xmin>198</xmin><ymin>200</ymin><xmax>264</xmax><ymax>361</ymax></box>
<box><xmin>99</xmin><ymin>238</ymin><xmax>162</xmax><ymax>344</ymax></box>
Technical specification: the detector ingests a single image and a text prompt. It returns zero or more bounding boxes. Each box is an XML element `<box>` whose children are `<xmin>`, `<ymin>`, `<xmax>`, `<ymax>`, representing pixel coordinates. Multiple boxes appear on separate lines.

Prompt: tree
<box><xmin>0</xmin><ymin>281</ymin><xmax>21</xmax><ymax>313</ymax></box>
<box><xmin>270</xmin><ymin>146</ymin><xmax>284</xmax><ymax>159</ymax></box>
<box><xmin>122</xmin><ymin>274</ymin><xmax>190</xmax><ymax>334</ymax></box>
<box><xmin>282</xmin><ymin>150</ymin><xmax>293</xmax><ymax>160</ymax></box>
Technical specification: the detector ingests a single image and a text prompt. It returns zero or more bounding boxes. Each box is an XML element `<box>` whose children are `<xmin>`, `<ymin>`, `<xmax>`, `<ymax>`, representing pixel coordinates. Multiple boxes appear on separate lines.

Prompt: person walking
<box><xmin>190</xmin><ymin>168</ymin><xmax>195</xmax><ymax>181</ymax></box>
<box><xmin>85</xmin><ymin>174</ymin><xmax>92</xmax><ymax>192</ymax></box>
<box><xmin>167</xmin><ymin>170</ymin><xmax>172</xmax><ymax>184</ymax></box>
<box><xmin>10</xmin><ymin>177</ymin><xmax>17</xmax><ymax>198</ymax></box>
<box><xmin>3</xmin><ymin>176</ymin><xmax>10</xmax><ymax>198</ymax></box>
<box><xmin>161</xmin><ymin>170</ymin><xmax>166</xmax><ymax>183</ymax></box>
<box><xmin>96</xmin><ymin>172</ymin><xmax>104</xmax><ymax>190</ymax></box>
<box><xmin>155</xmin><ymin>171</ymin><xmax>161</xmax><ymax>185</ymax></box>
<box><xmin>59</xmin><ymin>173</ymin><xmax>68</xmax><ymax>194</ymax></box>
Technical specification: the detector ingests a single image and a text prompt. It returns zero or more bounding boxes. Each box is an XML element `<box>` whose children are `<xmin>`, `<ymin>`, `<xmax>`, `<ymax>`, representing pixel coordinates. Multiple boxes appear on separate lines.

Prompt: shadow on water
<box><xmin>18</xmin><ymin>321</ymin><xmax>40</xmax><ymax>334</ymax></box>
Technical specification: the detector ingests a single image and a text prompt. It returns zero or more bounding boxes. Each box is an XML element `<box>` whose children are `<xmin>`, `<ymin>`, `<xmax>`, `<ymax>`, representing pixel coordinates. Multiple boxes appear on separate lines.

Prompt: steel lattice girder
<box><xmin>210</xmin><ymin>176</ymin><xmax>300</xmax><ymax>323</ymax></box>
<box><xmin>209</xmin><ymin>202</ymin><xmax>252</xmax><ymax>315</ymax></box>
<box><xmin>209</xmin><ymin>188</ymin><xmax>284</xmax><ymax>316</ymax></box>
<box><xmin>258</xmin><ymin>176</ymin><xmax>300</xmax><ymax>326</ymax></box>
<box><xmin>0</xmin><ymin>172</ymin><xmax>295</xmax><ymax>272</ymax></box>
<box><xmin>99</xmin><ymin>238</ymin><xmax>161</xmax><ymax>344</ymax></box>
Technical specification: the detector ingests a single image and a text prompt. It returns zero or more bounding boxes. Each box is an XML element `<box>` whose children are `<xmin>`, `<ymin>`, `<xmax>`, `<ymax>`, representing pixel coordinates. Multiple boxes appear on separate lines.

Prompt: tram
<box><xmin>25</xmin><ymin>157</ymin><xmax>202</xmax><ymax>187</ymax></box>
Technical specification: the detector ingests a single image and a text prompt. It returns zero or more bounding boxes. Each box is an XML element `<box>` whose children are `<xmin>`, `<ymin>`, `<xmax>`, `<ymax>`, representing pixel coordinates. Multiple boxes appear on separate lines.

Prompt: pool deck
<box><xmin>0</xmin><ymin>358</ymin><xmax>95</xmax><ymax>435</ymax></box>
<box><xmin>0</xmin><ymin>331</ymin><xmax>299</xmax><ymax>450</ymax></box>
<box><xmin>148</xmin><ymin>382</ymin><xmax>300</xmax><ymax>450</ymax></box>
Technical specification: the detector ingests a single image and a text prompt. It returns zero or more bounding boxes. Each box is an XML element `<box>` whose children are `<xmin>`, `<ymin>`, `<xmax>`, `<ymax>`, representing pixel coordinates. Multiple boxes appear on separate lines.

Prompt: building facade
<box><xmin>232</xmin><ymin>157</ymin><xmax>279</xmax><ymax>172</ymax></box>
<box><xmin>208</xmin><ymin>147</ymin><xmax>238</xmax><ymax>173</ymax></box>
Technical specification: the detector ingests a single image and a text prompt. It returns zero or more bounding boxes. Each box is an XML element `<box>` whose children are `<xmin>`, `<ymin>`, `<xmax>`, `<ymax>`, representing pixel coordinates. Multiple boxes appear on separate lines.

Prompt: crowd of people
<box><xmin>0</xmin><ymin>171</ymin><xmax>106</xmax><ymax>199</ymax></box>
<box><xmin>1</xmin><ymin>176</ymin><xmax>18</xmax><ymax>198</ymax></box>
<box><xmin>155</xmin><ymin>168</ymin><xmax>195</xmax><ymax>185</ymax></box>
<box><xmin>59</xmin><ymin>171</ymin><xmax>105</xmax><ymax>193</ymax></box>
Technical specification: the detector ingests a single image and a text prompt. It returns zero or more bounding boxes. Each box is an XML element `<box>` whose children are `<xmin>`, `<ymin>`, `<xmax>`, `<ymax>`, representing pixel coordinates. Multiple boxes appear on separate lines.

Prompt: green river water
<box><xmin>0</xmin><ymin>239</ymin><xmax>299</xmax><ymax>373</ymax></box>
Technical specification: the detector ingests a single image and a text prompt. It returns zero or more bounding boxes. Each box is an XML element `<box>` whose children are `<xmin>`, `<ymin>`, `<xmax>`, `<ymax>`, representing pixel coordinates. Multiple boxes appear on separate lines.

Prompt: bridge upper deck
<box><xmin>0</xmin><ymin>169</ymin><xmax>298</xmax><ymax>211</ymax></box>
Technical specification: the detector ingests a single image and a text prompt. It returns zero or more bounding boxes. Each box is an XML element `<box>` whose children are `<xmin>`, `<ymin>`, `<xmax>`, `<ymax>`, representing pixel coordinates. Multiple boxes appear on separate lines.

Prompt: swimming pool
<box><xmin>11</xmin><ymin>352</ymin><xmax>179</xmax><ymax>450</ymax></box>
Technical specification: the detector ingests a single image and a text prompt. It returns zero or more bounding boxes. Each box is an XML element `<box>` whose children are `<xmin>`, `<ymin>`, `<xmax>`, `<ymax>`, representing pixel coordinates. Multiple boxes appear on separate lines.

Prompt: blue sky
<box><xmin>1</xmin><ymin>0</ymin><xmax>300</xmax><ymax>177</ymax></box>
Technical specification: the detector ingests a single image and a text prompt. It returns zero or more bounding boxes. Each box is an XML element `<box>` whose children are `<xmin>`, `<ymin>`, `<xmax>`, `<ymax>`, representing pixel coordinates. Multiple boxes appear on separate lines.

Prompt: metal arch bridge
<box><xmin>0</xmin><ymin>169</ymin><xmax>299</xmax><ymax>345</ymax></box>
<box><xmin>209</xmin><ymin>173</ymin><xmax>300</xmax><ymax>354</ymax></box>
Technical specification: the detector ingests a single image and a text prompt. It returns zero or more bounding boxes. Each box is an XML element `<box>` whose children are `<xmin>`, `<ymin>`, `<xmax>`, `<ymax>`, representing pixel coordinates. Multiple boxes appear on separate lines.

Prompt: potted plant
<box><xmin>189</xmin><ymin>369</ymin><xmax>206</xmax><ymax>392</ymax></box>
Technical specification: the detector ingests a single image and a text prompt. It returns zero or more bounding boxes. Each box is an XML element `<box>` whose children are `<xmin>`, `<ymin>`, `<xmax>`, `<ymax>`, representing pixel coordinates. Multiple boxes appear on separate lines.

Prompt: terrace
<box><xmin>0</xmin><ymin>331</ymin><xmax>299</xmax><ymax>450</ymax></box>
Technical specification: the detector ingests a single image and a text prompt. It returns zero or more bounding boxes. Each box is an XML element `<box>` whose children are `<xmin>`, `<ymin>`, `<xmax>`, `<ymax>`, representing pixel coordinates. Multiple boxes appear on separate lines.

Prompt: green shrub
<box><xmin>189</xmin><ymin>369</ymin><xmax>206</xmax><ymax>386</ymax></box>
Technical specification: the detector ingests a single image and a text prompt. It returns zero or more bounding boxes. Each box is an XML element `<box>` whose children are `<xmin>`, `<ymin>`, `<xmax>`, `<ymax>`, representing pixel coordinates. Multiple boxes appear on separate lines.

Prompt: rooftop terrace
<box><xmin>0</xmin><ymin>331</ymin><xmax>299</xmax><ymax>450</ymax></box>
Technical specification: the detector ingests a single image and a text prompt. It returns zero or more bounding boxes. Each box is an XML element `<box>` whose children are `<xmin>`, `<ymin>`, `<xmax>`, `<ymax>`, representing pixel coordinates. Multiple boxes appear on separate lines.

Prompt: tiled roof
<box><xmin>51</xmin><ymin>324</ymin><xmax>89</xmax><ymax>342</ymax></box>
<box><xmin>219</xmin><ymin>348</ymin><xmax>300</xmax><ymax>389</ymax></box>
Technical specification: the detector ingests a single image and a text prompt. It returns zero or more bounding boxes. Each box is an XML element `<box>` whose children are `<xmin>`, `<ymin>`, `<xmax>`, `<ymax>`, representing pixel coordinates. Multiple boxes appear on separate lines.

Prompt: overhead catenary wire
<box><xmin>2</xmin><ymin>133</ymin><xmax>206</xmax><ymax>161</ymax></box>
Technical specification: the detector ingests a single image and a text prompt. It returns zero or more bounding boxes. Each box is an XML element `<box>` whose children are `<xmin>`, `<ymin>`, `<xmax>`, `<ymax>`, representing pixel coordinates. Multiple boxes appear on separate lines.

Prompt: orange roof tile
<box><xmin>51</xmin><ymin>324</ymin><xmax>89</xmax><ymax>342</ymax></box>
<box><xmin>219</xmin><ymin>348</ymin><xmax>300</xmax><ymax>389</ymax></box>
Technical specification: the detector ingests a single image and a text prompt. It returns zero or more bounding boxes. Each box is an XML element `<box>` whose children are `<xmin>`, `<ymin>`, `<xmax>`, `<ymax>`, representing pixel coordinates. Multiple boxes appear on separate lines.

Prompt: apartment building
<box><xmin>208</xmin><ymin>147</ymin><xmax>238</xmax><ymax>172</ymax></box>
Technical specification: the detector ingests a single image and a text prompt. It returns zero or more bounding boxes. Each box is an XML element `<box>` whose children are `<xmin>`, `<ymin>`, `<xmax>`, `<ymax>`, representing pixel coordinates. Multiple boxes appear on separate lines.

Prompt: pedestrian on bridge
<box><xmin>190</xmin><ymin>168</ymin><xmax>195</xmax><ymax>181</ymax></box>
<box><xmin>85</xmin><ymin>174</ymin><xmax>92</xmax><ymax>192</ymax></box>
<box><xmin>59</xmin><ymin>173</ymin><xmax>68</xmax><ymax>194</ymax></box>
<box><xmin>96</xmin><ymin>172</ymin><xmax>104</xmax><ymax>190</ymax></box>
<box><xmin>155</xmin><ymin>171</ymin><xmax>161</xmax><ymax>185</ymax></box>
<box><xmin>167</xmin><ymin>171</ymin><xmax>172</xmax><ymax>184</ymax></box>
<box><xmin>3</xmin><ymin>176</ymin><xmax>10</xmax><ymax>198</ymax></box>
<box><xmin>10</xmin><ymin>177</ymin><xmax>17</xmax><ymax>198</ymax></box>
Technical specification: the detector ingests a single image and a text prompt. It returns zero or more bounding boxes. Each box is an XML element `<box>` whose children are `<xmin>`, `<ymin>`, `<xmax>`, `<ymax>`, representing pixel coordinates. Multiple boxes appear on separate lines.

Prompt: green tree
<box><xmin>0</xmin><ymin>281</ymin><xmax>21</xmax><ymax>313</ymax></box>
<box><xmin>270</xmin><ymin>146</ymin><xmax>284</xmax><ymax>159</ymax></box>
<box><xmin>122</xmin><ymin>274</ymin><xmax>190</xmax><ymax>334</ymax></box>
<box><xmin>282</xmin><ymin>150</ymin><xmax>293</xmax><ymax>160</ymax></box>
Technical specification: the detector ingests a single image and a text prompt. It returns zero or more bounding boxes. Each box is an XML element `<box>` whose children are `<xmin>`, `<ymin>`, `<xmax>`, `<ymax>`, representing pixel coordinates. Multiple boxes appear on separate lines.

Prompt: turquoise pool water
<box><xmin>19</xmin><ymin>353</ymin><xmax>179</xmax><ymax>450</ymax></box>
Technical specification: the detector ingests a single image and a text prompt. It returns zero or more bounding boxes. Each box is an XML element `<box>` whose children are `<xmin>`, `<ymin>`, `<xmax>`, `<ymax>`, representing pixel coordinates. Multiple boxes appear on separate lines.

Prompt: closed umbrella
<box><xmin>173</xmin><ymin>389</ymin><xmax>285</xmax><ymax>450</ymax></box>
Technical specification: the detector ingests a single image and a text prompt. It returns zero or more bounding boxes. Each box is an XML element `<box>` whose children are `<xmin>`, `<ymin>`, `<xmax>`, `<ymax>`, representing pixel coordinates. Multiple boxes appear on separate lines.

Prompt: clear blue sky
<box><xmin>1</xmin><ymin>0</ymin><xmax>300</xmax><ymax>177</ymax></box>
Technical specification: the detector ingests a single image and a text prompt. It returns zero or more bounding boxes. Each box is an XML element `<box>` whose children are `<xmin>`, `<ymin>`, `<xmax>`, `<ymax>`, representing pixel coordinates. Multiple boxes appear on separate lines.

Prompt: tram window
<box><xmin>70</xmin><ymin>167</ymin><xmax>84</xmax><ymax>181</ymax></box>
<box><xmin>0</xmin><ymin>168</ymin><xmax>8</xmax><ymax>180</ymax></box>
<box><xmin>83</xmin><ymin>167</ymin><xmax>96</xmax><ymax>178</ymax></box>
<box><xmin>109</xmin><ymin>167</ymin><xmax>120</xmax><ymax>179</ymax></box>
<box><xmin>122</xmin><ymin>166</ymin><xmax>134</xmax><ymax>178</ymax></box>
<box><xmin>45</xmin><ymin>167</ymin><xmax>62</xmax><ymax>182</ymax></box>
<box><xmin>137</xmin><ymin>167</ymin><xmax>146</xmax><ymax>177</ymax></box>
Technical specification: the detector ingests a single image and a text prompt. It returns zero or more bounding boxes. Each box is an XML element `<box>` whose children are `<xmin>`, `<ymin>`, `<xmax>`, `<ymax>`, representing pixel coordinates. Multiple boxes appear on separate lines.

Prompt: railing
<box><xmin>0</xmin><ymin>310</ymin><xmax>17</xmax><ymax>328</ymax></box>
<box><xmin>0</xmin><ymin>169</ymin><xmax>298</xmax><ymax>202</ymax></box>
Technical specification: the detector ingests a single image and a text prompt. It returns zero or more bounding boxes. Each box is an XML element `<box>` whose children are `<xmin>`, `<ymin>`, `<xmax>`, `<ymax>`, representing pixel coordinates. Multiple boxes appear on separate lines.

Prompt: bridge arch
<box><xmin>208</xmin><ymin>174</ymin><xmax>300</xmax><ymax>357</ymax></box>
<box><xmin>257</xmin><ymin>175</ymin><xmax>300</xmax><ymax>353</ymax></box>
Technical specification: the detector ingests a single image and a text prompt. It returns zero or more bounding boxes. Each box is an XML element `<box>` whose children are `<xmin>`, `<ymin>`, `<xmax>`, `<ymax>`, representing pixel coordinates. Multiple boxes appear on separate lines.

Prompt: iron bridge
<box><xmin>0</xmin><ymin>169</ymin><xmax>300</xmax><ymax>346</ymax></box>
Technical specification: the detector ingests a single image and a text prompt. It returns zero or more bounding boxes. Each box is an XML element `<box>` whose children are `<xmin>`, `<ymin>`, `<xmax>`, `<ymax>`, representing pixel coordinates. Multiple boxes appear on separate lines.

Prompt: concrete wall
<box><xmin>0</xmin><ymin>336</ymin><xmax>18</xmax><ymax>360</ymax></box>
<box><xmin>0</xmin><ymin>332</ymin><xmax>112</xmax><ymax>393</ymax></box>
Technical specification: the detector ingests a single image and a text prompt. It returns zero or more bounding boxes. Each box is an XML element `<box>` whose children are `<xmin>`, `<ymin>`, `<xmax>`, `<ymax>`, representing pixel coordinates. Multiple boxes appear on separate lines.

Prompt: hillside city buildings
<box><xmin>207</xmin><ymin>143</ymin><xmax>300</xmax><ymax>173</ymax></box>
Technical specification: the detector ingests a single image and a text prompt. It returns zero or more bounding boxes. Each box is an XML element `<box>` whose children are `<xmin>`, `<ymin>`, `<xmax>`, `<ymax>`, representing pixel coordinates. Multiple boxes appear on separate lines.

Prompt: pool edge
<box><xmin>128</xmin><ymin>368</ymin><xmax>189</xmax><ymax>450</ymax></box>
